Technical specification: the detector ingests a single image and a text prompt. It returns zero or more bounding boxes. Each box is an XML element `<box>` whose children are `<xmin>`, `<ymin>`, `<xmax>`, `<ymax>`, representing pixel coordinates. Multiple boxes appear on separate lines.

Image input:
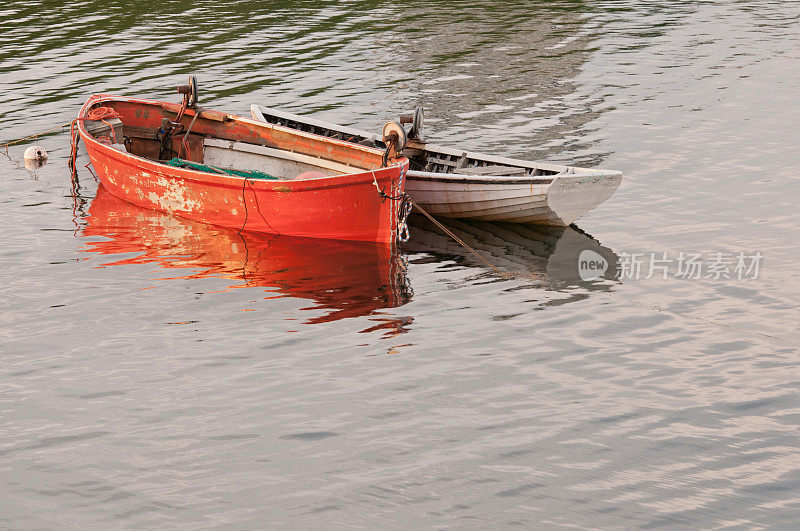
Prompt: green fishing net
<box><xmin>164</xmin><ymin>157</ymin><xmax>277</xmax><ymax>180</ymax></box>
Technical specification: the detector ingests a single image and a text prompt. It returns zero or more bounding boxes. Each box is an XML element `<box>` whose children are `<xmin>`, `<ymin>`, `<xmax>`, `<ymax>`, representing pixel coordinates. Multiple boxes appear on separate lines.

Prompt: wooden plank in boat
<box><xmin>203</xmin><ymin>138</ymin><xmax>358</xmax><ymax>175</ymax></box>
<box><xmin>196</xmin><ymin>107</ymin><xmax>228</xmax><ymax>122</ymax></box>
<box><xmin>425</xmin><ymin>155</ymin><xmax>457</xmax><ymax>166</ymax></box>
<box><xmin>254</xmin><ymin>106</ymin><xmax>380</xmax><ymax>144</ymax></box>
<box><xmin>85</xmin><ymin>118</ymin><xmax>123</xmax><ymax>143</ymax></box>
<box><xmin>458</xmin><ymin>165</ymin><xmax>527</xmax><ymax>176</ymax></box>
<box><xmin>161</xmin><ymin>105</ymin><xmax>228</xmax><ymax>122</ymax></box>
<box><xmin>123</xmin><ymin>125</ymin><xmax>159</xmax><ymax>140</ymax></box>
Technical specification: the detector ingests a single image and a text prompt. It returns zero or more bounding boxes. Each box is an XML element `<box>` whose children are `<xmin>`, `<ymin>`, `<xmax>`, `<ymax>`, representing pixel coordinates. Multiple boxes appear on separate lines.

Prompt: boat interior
<box><xmin>84</xmin><ymin>99</ymin><xmax>375</xmax><ymax>181</ymax></box>
<box><xmin>252</xmin><ymin>106</ymin><xmax>568</xmax><ymax>177</ymax></box>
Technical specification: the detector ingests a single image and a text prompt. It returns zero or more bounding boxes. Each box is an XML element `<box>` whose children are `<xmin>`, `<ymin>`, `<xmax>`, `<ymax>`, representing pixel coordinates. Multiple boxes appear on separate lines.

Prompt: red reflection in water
<box><xmin>82</xmin><ymin>186</ymin><xmax>412</xmax><ymax>325</ymax></box>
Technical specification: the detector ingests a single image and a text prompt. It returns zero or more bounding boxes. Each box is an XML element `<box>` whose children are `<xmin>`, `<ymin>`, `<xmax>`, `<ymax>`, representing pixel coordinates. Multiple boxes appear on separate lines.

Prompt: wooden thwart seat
<box><xmin>457</xmin><ymin>165</ymin><xmax>527</xmax><ymax>177</ymax></box>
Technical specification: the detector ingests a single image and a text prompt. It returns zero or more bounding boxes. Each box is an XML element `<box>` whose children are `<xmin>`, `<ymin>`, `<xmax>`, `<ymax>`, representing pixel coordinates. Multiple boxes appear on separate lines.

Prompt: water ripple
<box><xmin>2</xmin><ymin>0</ymin><xmax>800</xmax><ymax>528</ymax></box>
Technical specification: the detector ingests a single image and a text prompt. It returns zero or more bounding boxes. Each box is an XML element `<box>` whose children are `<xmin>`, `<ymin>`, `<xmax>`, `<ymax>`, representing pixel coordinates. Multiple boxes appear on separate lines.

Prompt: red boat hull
<box><xmin>78</xmin><ymin>95</ymin><xmax>408</xmax><ymax>243</ymax></box>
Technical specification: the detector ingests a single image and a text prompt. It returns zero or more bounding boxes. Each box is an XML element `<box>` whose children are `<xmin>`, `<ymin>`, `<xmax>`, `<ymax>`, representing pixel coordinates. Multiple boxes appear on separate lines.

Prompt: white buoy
<box><xmin>24</xmin><ymin>145</ymin><xmax>48</xmax><ymax>162</ymax></box>
<box><xmin>24</xmin><ymin>145</ymin><xmax>48</xmax><ymax>170</ymax></box>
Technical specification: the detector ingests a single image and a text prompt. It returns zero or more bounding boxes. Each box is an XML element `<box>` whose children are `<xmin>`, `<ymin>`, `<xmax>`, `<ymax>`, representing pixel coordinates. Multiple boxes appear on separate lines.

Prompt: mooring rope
<box><xmin>68</xmin><ymin>106</ymin><xmax>124</xmax><ymax>180</ymax></box>
<box><xmin>1</xmin><ymin>123</ymin><xmax>71</xmax><ymax>150</ymax></box>
<box><xmin>410</xmin><ymin>200</ymin><xmax>535</xmax><ymax>280</ymax></box>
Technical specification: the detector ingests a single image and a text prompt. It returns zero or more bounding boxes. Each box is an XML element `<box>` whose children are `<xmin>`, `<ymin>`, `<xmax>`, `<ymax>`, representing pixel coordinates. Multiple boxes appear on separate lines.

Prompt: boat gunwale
<box><xmin>404</xmin><ymin>172</ymin><xmax>554</xmax><ymax>185</ymax></box>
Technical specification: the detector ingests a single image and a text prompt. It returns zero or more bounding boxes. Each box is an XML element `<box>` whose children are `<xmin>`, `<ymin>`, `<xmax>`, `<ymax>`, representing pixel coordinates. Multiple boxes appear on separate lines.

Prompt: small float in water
<box><xmin>23</xmin><ymin>145</ymin><xmax>48</xmax><ymax>169</ymax></box>
<box><xmin>75</xmin><ymin>78</ymin><xmax>410</xmax><ymax>244</ymax></box>
<box><xmin>251</xmin><ymin>104</ymin><xmax>622</xmax><ymax>226</ymax></box>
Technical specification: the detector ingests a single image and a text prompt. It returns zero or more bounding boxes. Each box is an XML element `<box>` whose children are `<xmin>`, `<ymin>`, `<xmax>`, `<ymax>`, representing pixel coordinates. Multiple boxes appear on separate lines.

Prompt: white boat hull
<box><xmin>405</xmin><ymin>170</ymin><xmax>621</xmax><ymax>225</ymax></box>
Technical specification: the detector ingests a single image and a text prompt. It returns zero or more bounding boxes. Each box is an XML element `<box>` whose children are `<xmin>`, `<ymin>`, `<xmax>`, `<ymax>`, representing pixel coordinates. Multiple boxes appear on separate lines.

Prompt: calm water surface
<box><xmin>2</xmin><ymin>1</ymin><xmax>800</xmax><ymax>528</ymax></box>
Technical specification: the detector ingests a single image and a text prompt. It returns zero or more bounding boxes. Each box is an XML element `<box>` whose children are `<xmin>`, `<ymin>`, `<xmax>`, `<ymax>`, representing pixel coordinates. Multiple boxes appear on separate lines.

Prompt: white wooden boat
<box><xmin>251</xmin><ymin>105</ymin><xmax>622</xmax><ymax>226</ymax></box>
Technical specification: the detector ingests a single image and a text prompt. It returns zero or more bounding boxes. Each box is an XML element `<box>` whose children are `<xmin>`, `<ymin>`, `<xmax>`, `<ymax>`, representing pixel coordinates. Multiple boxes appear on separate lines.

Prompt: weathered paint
<box><xmin>78</xmin><ymin>94</ymin><xmax>408</xmax><ymax>243</ymax></box>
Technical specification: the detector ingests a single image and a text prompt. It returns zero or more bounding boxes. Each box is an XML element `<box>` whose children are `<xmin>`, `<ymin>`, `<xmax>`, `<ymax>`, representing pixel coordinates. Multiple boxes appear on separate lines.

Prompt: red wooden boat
<box><xmin>76</xmin><ymin>86</ymin><xmax>410</xmax><ymax>244</ymax></box>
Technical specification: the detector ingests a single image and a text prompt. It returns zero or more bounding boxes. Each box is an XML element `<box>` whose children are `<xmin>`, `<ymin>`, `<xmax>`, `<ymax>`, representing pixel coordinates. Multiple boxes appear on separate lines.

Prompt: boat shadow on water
<box><xmin>405</xmin><ymin>214</ymin><xmax>620</xmax><ymax>304</ymax></box>
<box><xmin>81</xmin><ymin>187</ymin><xmax>619</xmax><ymax>327</ymax></box>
